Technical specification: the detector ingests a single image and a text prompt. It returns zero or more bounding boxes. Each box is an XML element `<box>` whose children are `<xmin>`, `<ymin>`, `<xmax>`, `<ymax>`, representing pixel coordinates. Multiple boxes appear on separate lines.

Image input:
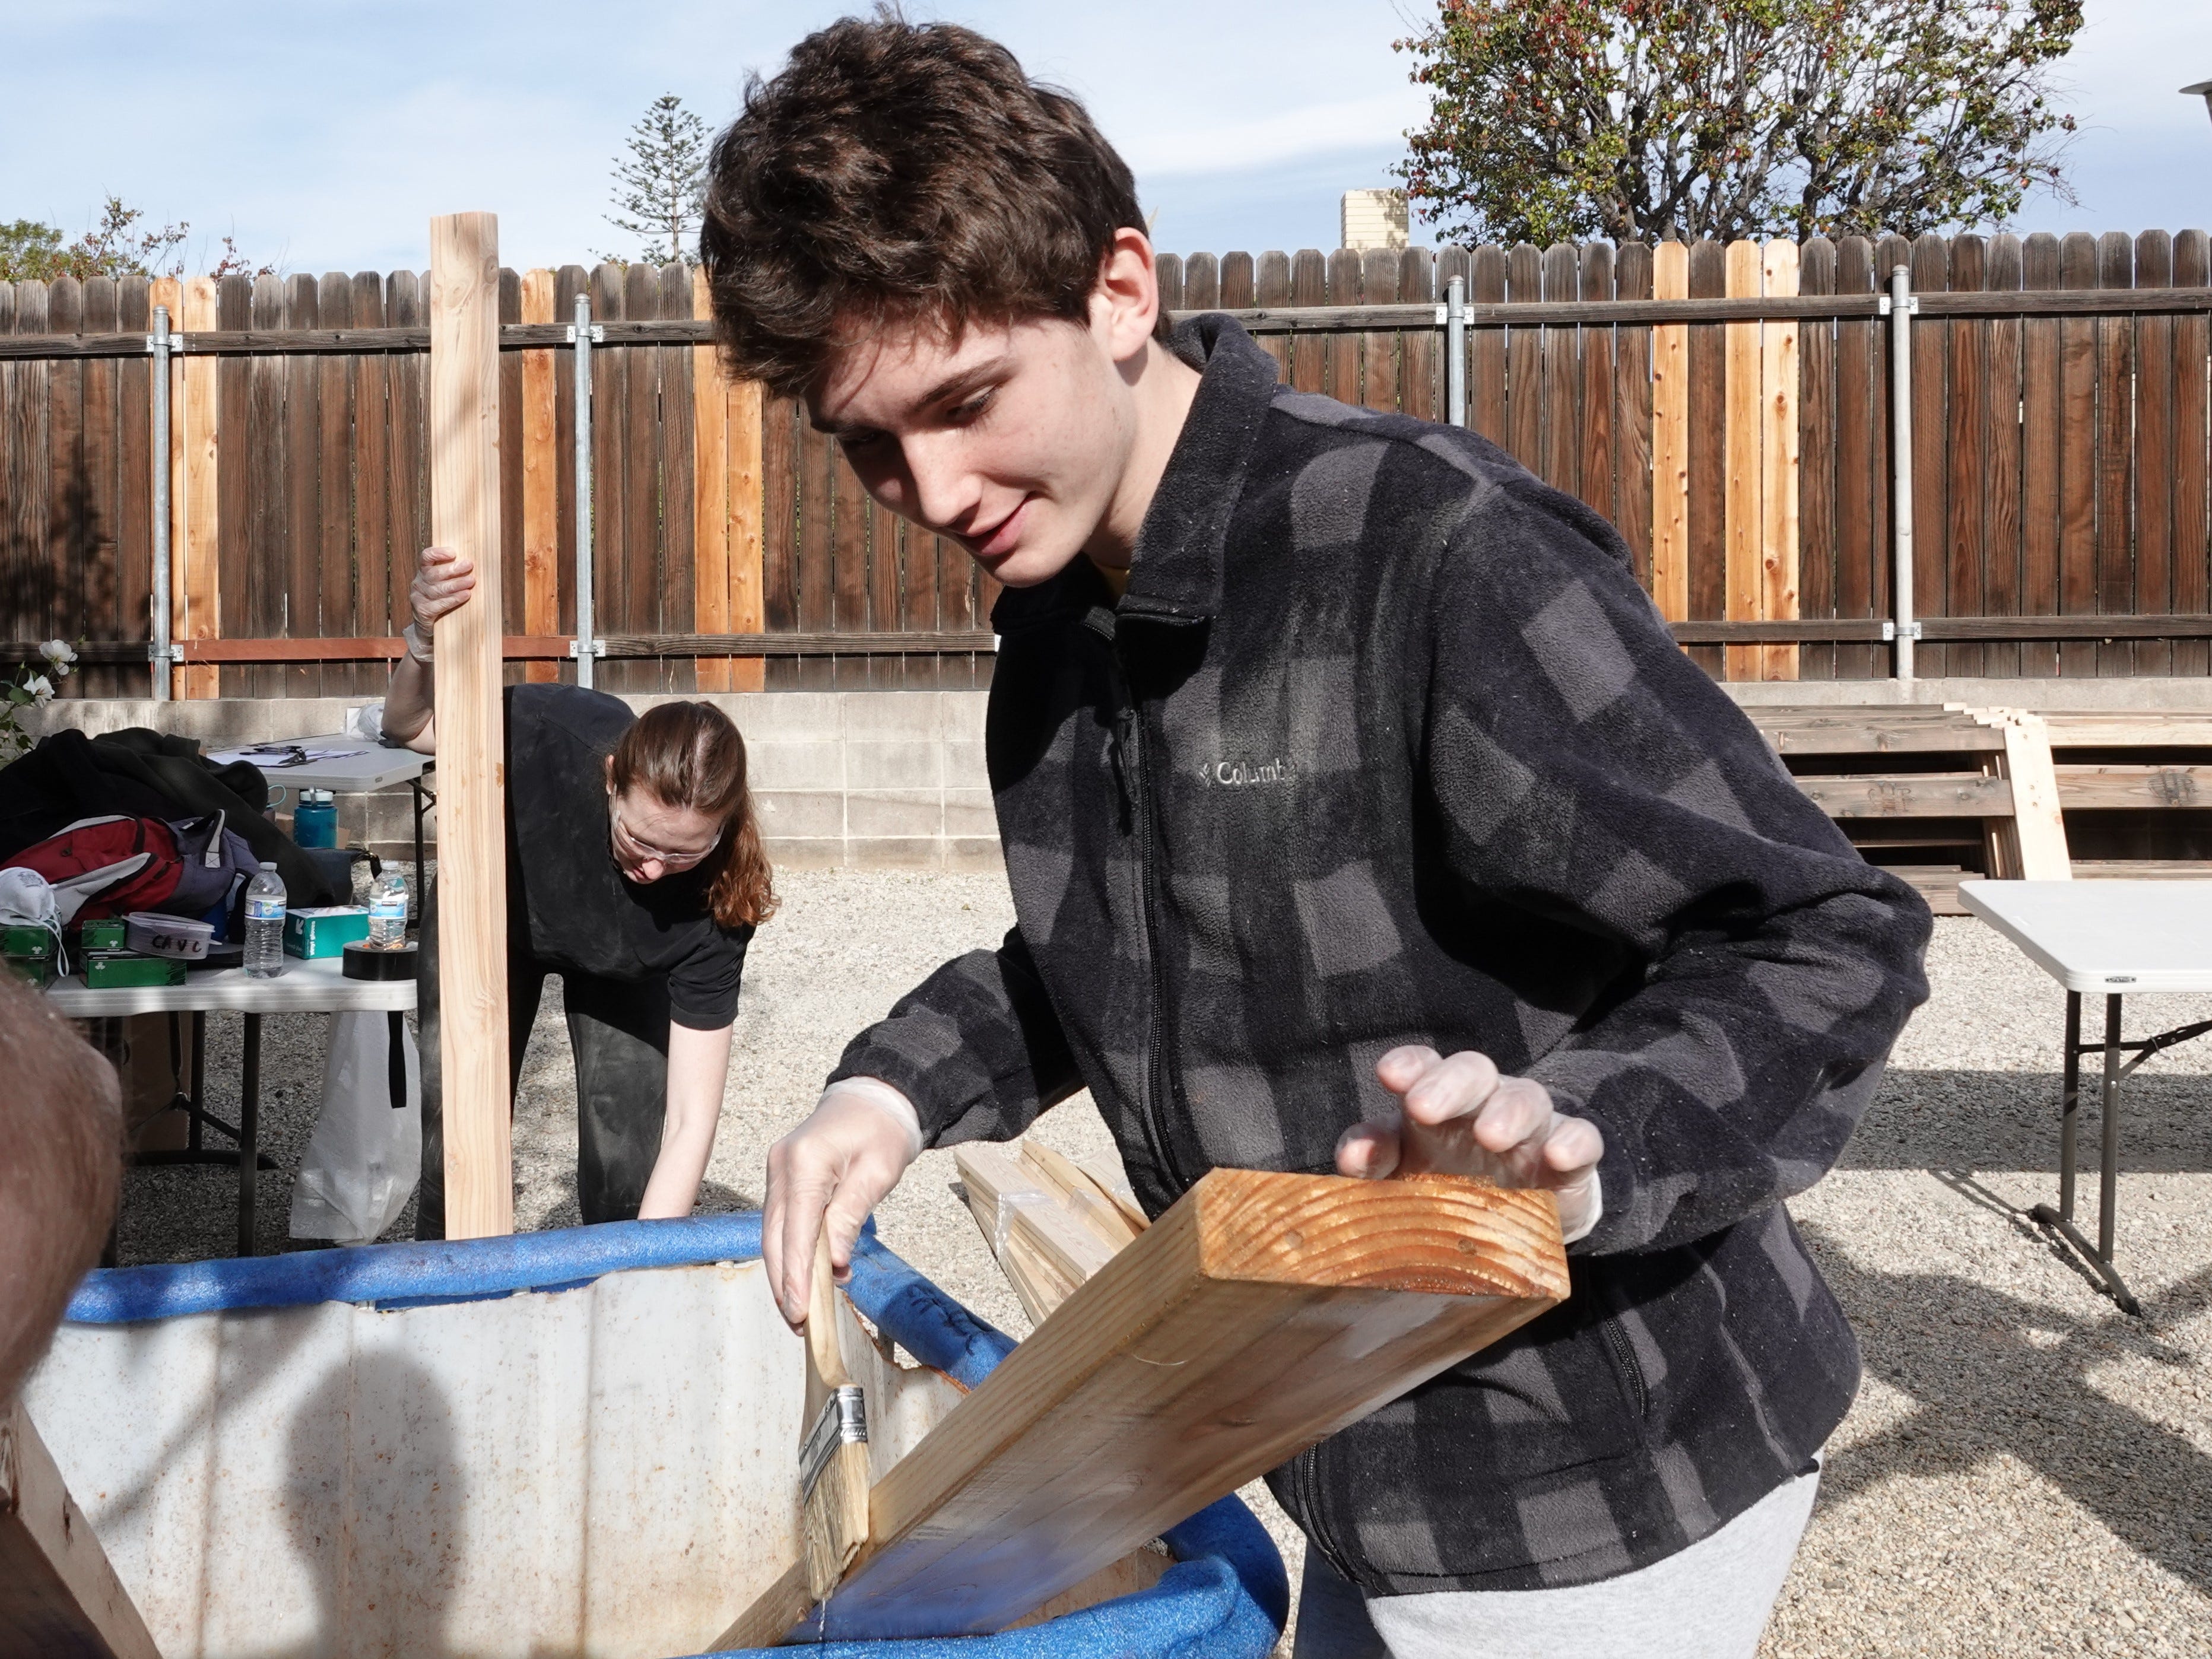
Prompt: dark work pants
<box><xmin>415</xmin><ymin>878</ymin><xmax>670</xmax><ymax>1240</ymax></box>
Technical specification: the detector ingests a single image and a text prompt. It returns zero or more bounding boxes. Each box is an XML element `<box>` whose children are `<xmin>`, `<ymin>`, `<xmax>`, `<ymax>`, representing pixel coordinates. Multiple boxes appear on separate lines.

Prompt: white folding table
<box><xmin>215</xmin><ymin>734</ymin><xmax>435</xmax><ymax>876</ymax></box>
<box><xmin>1956</xmin><ymin>879</ymin><xmax>2212</xmax><ymax>1314</ymax></box>
<box><xmin>48</xmin><ymin>957</ymin><xmax>417</xmax><ymax>1259</ymax></box>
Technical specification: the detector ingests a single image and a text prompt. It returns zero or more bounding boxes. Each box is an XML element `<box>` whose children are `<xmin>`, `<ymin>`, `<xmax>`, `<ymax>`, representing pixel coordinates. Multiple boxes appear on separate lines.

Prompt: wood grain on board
<box><xmin>427</xmin><ymin>212</ymin><xmax>513</xmax><ymax>1241</ymax></box>
<box><xmin>721</xmin><ymin>1168</ymin><xmax>1567</xmax><ymax>1645</ymax></box>
<box><xmin>0</xmin><ymin>1402</ymin><xmax>161</xmax><ymax>1659</ymax></box>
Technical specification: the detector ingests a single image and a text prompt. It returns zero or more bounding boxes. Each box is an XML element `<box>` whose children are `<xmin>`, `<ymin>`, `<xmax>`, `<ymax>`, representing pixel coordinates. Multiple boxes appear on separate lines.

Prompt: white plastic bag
<box><xmin>289</xmin><ymin>1011</ymin><xmax>421</xmax><ymax>1244</ymax></box>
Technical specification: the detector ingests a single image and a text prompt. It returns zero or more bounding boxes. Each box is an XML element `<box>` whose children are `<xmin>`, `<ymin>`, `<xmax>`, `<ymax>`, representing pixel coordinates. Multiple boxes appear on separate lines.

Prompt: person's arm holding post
<box><xmin>381</xmin><ymin>545</ymin><xmax>475</xmax><ymax>754</ymax></box>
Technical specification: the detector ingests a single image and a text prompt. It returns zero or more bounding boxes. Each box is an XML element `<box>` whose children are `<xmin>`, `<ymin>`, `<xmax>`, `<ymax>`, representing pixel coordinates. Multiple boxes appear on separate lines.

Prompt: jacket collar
<box><xmin>993</xmin><ymin>314</ymin><xmax>1278</xmax><ymax>635</ymax></box>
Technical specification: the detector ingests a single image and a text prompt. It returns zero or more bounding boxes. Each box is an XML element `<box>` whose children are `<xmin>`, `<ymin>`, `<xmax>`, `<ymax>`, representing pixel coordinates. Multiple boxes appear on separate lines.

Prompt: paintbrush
<box><xmin>799</xmin><ymin>1228</ymin><xmax>871</xmax><ymax>1606</ymax></box>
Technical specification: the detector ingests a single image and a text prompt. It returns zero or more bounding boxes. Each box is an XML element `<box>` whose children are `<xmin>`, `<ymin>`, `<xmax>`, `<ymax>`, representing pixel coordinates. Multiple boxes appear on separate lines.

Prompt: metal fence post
<box><xmin>148</xmin><ymin>306</ymin><xmax>173</xmax><ymax>702</ymax></box>
<box><xmin>1886</xmin><ymin>264</ymin><xmax>1918</xmax><ymax>683</ymax></box>
<box><xmin>1445</xmin><ymin>274</ymin><xmax>1467</xmax><ymax>428</ymax></box>
<box><xmin>571</xmin><ymin>293</ymin><xmax>599</xmax><ymax>689</ymax></box>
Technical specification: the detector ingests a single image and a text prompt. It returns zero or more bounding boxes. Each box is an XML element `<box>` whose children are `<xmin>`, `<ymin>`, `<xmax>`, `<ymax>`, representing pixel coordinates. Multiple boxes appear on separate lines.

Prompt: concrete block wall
<box><xmin>20</xmin><ymin>691</ymin><xmax>997</xmax><ymax>872</ymax></box>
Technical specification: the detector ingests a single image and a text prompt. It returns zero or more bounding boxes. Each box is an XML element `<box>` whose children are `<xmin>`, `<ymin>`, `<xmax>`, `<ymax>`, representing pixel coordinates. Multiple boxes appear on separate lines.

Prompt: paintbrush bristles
<box><xmin>800</xmin><ymin>1229</ymin><xmax>870</xmax><ymax>1603</ymax></box>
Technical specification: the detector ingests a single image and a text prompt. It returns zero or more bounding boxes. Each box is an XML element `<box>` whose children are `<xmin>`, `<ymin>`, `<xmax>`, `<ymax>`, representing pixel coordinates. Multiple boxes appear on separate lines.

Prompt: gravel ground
<box><xmin>109</xmin><ymin>873</ymin><xmax>2211</xmax><ymax>1657</ymax></box>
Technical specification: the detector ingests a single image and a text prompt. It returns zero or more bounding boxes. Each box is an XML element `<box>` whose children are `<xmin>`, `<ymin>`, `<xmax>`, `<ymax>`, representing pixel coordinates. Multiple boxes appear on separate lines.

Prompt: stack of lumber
<box><xmin>951</xmin><ymin>1140</ymin><xmax>1148</xmax><ymax>1321</ymax></box>
<box><xmin>1745</xmin><ymin>705</ymin><xmax>2067</xmax><ymax>914</ymax></box>
<box><xmin>716</xmin><ymin>1167</ymin><xmax>1567</xmax><ymax>1647</ymax></box>
<box><xmin>1746</xmin><ymin>704</ymin><xmax>2212</xmax><ymax>908</ymax></box>
<box><xmin>2039</xmin><ymin>711</ymin><xmax>2212</xmax><ymax>881</ymax></box>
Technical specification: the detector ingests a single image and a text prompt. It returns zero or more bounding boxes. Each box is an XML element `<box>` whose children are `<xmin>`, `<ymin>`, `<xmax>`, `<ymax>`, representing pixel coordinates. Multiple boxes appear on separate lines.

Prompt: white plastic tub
<box><xmin>28</xmin><ymin>1216</ymin><xmax>1286</xmax><ymax>1658</ymax></box>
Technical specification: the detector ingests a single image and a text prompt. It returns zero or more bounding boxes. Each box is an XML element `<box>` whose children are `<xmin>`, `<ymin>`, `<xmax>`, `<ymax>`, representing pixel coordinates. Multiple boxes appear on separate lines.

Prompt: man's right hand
<box><xmin>410</xmin><ymin>545</ymin><xmax>475</xmax><ymax>630</ymax></box>
<box><xmin>764</xmin><ymin>1078</ymin><xmax>924</xmax><ymax>1327</ymax></box>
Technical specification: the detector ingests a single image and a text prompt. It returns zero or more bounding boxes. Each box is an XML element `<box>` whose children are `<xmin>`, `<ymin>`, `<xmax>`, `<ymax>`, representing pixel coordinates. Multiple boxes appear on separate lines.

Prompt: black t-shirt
<box><xmin>503</xmin><ymin>684</ymin><xmax>751</xmax><ymax>1029</ymax></box>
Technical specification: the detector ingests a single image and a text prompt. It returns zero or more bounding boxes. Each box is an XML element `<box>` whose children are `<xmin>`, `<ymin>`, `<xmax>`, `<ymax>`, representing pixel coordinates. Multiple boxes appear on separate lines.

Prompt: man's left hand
<box><xmin>1335</xmin><ymin>1045</ymin><xmax>1604</xmax><ymax>1244</ymax></box>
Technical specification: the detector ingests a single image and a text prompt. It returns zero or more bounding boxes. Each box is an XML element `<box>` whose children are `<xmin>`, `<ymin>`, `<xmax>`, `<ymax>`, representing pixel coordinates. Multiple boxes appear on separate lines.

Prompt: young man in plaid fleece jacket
<box><xmin>703</xmin><ymin>18</ymin><xmax>1932</xmax><ymax>1657</ymax></box>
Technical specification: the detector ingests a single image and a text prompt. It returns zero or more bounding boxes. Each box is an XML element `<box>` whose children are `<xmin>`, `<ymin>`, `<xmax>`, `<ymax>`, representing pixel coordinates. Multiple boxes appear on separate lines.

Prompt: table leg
<box><xmin>188</xmin><ymin>1010</ymin><xmax>207</xmax><ymax>1152</ymax></box>
<box><xmin>389</xmin><ymin>1009</ymin><xmax>408</xmax><ymax>1110</ymax></box>
<box><xmin>411</xmin><ymin>777</ymin><xmax>427</xmax><ymax>901</ymax></box>
<box><xmin>2098</xmin><ymin>994</ymin><xmax>2124</xmax><ymax>1267</ymax></box>
<box><xmin>238</xmin><ymin>1012</ymin><xmax>261</xmax><ymax>1259</ymax></box>
<box><xmin>2057</xmin><ymin>992</ymin><xmax>2081</xmax><ymax>1219</ymax></box>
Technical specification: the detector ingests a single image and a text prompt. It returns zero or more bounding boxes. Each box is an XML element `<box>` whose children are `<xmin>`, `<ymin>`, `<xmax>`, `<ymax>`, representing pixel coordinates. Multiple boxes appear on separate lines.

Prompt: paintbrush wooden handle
<box><xmin>806</xmin><ymin>1228</ymin><xmax>850</xmax><ymax>1391</ymax></box>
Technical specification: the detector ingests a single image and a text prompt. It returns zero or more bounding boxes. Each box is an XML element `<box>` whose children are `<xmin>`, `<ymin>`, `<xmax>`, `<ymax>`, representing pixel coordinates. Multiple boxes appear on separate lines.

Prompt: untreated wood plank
<box><xmin>176</xmin><ymin>278</ymin><xmax>220</xmax><ymax>698</ymax></box>
<box><xmin>723</xmin><ymin>1168</ymin><xmax>1567</xmax><ymax>1645</ymax></box>
<box><xmin>428</xmin><ymin>212</ymin><xmax>513</xmax><ymax>1241</ymax></box>
<box><xmin>690</xmin><ymin>268</ymin><xmax>731</xmax><ymax>692</ymax></box>
<box><xmin>1791</xmin><ymin>773</ymin><xmax>2015</xmax><ymax>817</ymax></box>
<box><xmin>1797</xmin><ymin>239</ymin><xmax>1837</xmax><ymax>679</ymax></box>
<box><xmin>1650</xmin><ymin>243</ymin><xmax>1690</xmax><ymax>622</ymax></box>
<box><xmin>519</xmin><ymin>269</ymin><xmax>560</xmax><ymax>684</ymax></box>
<box><xmin>1686</xmin><ymin>240</ymin><xmax>1728</xmax><ymax>678</ymax></box>
<box><xmin>0</xmin><ymin>1401</ymin><xmax>162</xmax><ymax>1659</ymax></box>
<box><xmin>2054</xmin><ymin>765</ymin><xmax>2212</xmax><ymax>809</ymax></box>
<box><xmin>1723</xmin><ymin>240</ymin><xmax>1763</xmax><ymax>679</ymax></box>
<box><xmin>1760</xmin><ymin>240</ymin><xmax>1800</xmax><ymax>681</ymax></box>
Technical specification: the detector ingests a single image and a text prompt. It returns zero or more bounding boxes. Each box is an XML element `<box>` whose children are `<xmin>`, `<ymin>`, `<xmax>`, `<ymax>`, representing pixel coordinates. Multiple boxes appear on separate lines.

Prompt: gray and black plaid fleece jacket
<box><xmin>832</xmin><ymin>316</ymin><xmax>1932</xmax><ymax>1595</ymax></box>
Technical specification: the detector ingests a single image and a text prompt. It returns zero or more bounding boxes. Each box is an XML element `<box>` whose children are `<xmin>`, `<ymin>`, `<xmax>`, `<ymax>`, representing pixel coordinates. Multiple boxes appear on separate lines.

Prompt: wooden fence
<box><xmin>2</xmin><ymin>231</ymin><xmax>2208</xmax><ymax>698</ymax></box>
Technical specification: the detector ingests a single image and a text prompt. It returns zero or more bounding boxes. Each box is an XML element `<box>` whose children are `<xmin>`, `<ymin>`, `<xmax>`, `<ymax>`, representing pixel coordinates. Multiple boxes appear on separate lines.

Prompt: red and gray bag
<box><xmin>0</xmin><ymin>812</ymin><xmax>255</xmax><ymax>930</ymax></box>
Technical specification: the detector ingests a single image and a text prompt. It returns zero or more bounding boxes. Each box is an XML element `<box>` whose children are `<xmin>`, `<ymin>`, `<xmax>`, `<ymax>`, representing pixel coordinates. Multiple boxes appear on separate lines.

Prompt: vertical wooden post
<box><xmin>1650</xmin><ymin>243</ymin><xmax>1690</xmax><ymax>625</ymax></box>
<box><xmin>176</xmin><ymin>276</ymin><xmax>222</xmax><ymax>700</ymax></box>
<box><xmin>1760</xmin><ymin>240</ymin><xmax>1801</xmax><ymax>681</ymax></box>
<box><xmin>692</xmin><ymin>267</ymin><xmax>732</xmax><ymax>692</ymax></box>
<box><xmin>520</xmin><ymin>268</ymin><xmax>560</xmax><ymax>683</ymax></box>
<box><xmin>1722</xmin><ymin>240</ymin><xmax>1763</xmax><ymax>681</ymax></box>
<box><xmin>430</xmin><ymin>212</ymin><xmax>513</xmax><ymax>1241</ymax></box>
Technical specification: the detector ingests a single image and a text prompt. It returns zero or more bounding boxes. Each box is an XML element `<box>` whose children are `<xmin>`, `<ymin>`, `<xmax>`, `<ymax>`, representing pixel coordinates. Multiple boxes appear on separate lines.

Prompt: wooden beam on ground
<box><xmin>2056</xmin><ymin>764</ymin><xmax>2212</xmax><ymax>808</ymax></box>
<box><xmin>0</xmin><ymin>1401</ymin><xmax>162</xmax><ymax>1659</ymax></box>
<box><xmin>428</xmin><ymin>211</ymin><xmax>513</xmax><ymax>1240</ymax></box>
<box><xmin>718</xmin><ymin>1168</ymin><xmax>1566</xmax><ymax>1645</ymax></box>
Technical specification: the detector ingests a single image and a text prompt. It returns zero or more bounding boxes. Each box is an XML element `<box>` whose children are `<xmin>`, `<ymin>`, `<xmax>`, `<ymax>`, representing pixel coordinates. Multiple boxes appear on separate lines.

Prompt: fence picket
<box><xmin>2095</xmin><ymin>231</ymin><xmax>2135</xmax><ymax>676</ymax></box>
<box><xmin>2135</xmin><ymin>230</ymin><xmax>2176</xmax><ymax>678</ymax></box>
<box><xmin>2175</xmin><ymin>230</ymin><xmax>2211</xmax><ymax>676</ymax></box>
<box><xmin>1983</xmin><ymin>235</ymin><xmax>2026</xmax><ymax>680</ymax></box>
<box><xmin>1613</xmin><ymin>241</ymin><xmax>1654</xmax><ymax>587</ymax></box>
<box><xmin>1797</xmin><ymin>239</ymin><xmax>1836</xmax><ymax>680</ymax></box>
<box><xmin>2020</xmin><ymin>234</ymin><xmax>2062</xmax><ymax>679</ymax></box>
<box><xmin>1946</xmin><ymin>235</ymin><xmax>1989</xmax><ymax>680</ymax></box>
<box><xmin>1650</xmin><ymin>243</ymin><xmax>1689</xmax><ymax>622</ymax></box>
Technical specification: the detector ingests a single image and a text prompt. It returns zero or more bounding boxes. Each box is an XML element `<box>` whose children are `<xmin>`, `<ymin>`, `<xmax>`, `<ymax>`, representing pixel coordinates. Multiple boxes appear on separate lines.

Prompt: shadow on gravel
<box><xmin>1800</xmin><ymin>1219</ymin><xmax>2212</xmax><ymax>1591</ymax></box>
<box><xmin>1840</xmin><ymin>1068</ymin><xmax>2211</xmax><ymax>1174</ymax></box>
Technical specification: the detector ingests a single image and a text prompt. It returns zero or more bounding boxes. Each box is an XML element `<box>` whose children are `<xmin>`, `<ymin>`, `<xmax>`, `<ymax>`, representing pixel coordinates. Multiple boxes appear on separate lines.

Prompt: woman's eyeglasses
<box><xmin>608</xmin><ymin>798</ymin><xmax>722</xmax><ymax>870</ymax></box>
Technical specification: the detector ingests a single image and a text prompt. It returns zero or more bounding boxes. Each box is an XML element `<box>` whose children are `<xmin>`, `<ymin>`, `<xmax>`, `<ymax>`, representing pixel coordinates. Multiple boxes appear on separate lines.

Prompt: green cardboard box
<box><xmin>2</xmin><ymin>924</ymin><xmax>52</xmax><ymax>959</ymax></box>
<box><xmin>84</xmin><ymin>951</ymin><xmax>186</xmax><ymax>989</ymax></box>
<box><xmin>4</xmin><ymin>954</ymin><xmax>55</xmax><ymax>988</ymax></box>
<box><xmin>78</xmin><ymin>918</ymin><xmax>128</xmax><ymax>952</ymax></box>
<box><xmin>285</xmin><ymin>907</ymin><xmax>370</xmax><ymax>959</ymax></box>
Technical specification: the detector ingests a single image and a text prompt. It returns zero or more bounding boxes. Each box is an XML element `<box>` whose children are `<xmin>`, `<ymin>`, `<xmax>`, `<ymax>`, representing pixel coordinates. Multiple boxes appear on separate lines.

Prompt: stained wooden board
<box><xmin>723</xmin><ymin>1168</ymin><xmax>1566</xmax><ymax>1644</ymax></box>
<box><xmin>427</xmin><ymin>212</ymin><xmax>513</xmax><ymax>1240</ymax></box>
<box><xmin>1650</xmin><ymin>243</ymin><xmax>1690</xmax><ymax>622</ymax></box>
<box><xmin>0</xmin><ymin>1402</ymin><xmax>162</xmax><ymax>1659</ymax></box>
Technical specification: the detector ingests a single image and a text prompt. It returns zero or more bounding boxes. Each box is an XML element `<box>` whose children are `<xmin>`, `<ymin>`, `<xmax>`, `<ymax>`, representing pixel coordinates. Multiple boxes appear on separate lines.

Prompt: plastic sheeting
<box><xmin>34</xmin><ymin>1216</ymin><xmax>1286</xmax><ymax>1659</ymax></box>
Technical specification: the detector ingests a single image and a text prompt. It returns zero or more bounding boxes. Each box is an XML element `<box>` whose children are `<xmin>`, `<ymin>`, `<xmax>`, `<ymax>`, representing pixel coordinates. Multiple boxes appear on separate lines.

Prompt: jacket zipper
<box><xmin>1107</xmin><ymin>657</ymin><xmax>1192</xmax><ymax>1195</ymax></box>
<box><xmin>1601</xmin><ymin>1312</ymin><xmax>1649</xmax><ymax>1419</ymax></box>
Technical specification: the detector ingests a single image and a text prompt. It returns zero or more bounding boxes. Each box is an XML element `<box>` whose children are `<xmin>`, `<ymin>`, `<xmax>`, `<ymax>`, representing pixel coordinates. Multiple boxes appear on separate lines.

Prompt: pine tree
<box><xmin>602</xmin><ymin>94</ymin><xmax>710</xmax><ymax>266</ymax></box>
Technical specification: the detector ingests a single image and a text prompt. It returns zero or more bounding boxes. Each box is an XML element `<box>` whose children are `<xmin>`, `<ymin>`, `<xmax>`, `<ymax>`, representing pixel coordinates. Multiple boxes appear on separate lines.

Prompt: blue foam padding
<box><xmin>61</xmin><ymin>1215</ymin><xmax>1287</xmax><ymax>1658</ymax></box>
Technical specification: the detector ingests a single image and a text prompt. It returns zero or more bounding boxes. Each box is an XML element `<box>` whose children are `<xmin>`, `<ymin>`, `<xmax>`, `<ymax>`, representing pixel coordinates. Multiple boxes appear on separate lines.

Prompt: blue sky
<box><xmin>8</xmin><ymin>0</ymin><xmax>2210</xmax><ymax>274</ymax></box>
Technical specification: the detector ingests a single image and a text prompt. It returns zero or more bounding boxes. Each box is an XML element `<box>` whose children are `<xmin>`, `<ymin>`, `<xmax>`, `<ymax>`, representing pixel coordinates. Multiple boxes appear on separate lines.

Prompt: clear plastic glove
<box><xmin>764</xmin><ymin>1077</ymin><xmax>924</xmax><ymax>1327</ymax></box>
<box><xmin>1335</xmin><ymin>1045</ymin><xmax>1605</xmax><ymax>1244</ymax></box>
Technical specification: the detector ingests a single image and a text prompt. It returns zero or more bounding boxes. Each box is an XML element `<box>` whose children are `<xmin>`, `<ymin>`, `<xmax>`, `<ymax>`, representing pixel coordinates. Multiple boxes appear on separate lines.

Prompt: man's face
<box><xmin>807</xmin><ymin>305</ymin><xmax>1138</xmax><ymax>589</ymax></box>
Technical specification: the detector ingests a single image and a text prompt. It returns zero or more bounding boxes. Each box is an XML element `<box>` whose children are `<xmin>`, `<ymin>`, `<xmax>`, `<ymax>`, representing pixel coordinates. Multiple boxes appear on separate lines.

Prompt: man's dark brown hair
<box><xmin>700</xmin><ymin>12</ymin><xmax>1169</xmax><ymax>398</ymax></box>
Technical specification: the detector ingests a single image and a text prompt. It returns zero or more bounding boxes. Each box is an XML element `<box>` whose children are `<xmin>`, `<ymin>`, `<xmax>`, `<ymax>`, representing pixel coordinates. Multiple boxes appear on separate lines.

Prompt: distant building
<box><xmin>1341</xmin><ymin>189</ymin><xmax>1409</xmax><ymax>251</ymax></box>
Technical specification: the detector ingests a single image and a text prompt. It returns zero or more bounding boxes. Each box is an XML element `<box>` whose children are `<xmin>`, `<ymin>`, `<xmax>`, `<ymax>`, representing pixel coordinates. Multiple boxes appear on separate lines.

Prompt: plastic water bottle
<box><xmin>367</xmin><ymin>869</ymin><xmax>409</xmax><ymax>949</ymax></box>
<box><xmin>245</xmin><ymin>862</ymin><xmax>287</xmax><ymax>978</ymax></box>
<box><xmin>292</xmin><ymin>788</ymin><xmax>337</xmax><ymax>849</ymax></box>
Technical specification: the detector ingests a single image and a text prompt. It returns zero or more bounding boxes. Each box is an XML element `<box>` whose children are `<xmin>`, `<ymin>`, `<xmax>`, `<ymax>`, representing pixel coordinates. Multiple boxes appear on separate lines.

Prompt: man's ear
<box><xmin>1090</xmin><ymin>227</ymin><xmax>1163</xmax><ymax>364</ymax></box>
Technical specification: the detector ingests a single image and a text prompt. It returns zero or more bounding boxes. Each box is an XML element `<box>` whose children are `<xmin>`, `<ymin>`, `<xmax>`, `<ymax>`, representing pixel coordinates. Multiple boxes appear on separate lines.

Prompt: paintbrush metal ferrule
<box><xmin>799</xmin><ymin>1384</ymin><xmax>868</xmax><ymax>1499</ymax></box>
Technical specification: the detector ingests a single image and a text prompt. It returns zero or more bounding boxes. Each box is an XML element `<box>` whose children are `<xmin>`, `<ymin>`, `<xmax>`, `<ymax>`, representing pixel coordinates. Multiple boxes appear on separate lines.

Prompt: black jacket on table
<box><xmin>830</xmin><ymin>316</ymin><xmax>1932</xmax><ymax>1595</ymax></box>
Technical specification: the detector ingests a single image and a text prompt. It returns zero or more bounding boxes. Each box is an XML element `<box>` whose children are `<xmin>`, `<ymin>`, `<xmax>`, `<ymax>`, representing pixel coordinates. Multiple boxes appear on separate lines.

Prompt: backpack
<box><xmin>1</xmin><ymin>812</ymin><xmax>255</xmax><ymax>933</ymax></box>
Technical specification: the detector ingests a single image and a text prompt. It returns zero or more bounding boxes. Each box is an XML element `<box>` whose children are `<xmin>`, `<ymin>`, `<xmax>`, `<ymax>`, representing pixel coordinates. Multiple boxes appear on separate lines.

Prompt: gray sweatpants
<box><xmin>1293</xmin><ymin>1460</ymin><xmax>1821</xmax><ymax>1659</ymax></box>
